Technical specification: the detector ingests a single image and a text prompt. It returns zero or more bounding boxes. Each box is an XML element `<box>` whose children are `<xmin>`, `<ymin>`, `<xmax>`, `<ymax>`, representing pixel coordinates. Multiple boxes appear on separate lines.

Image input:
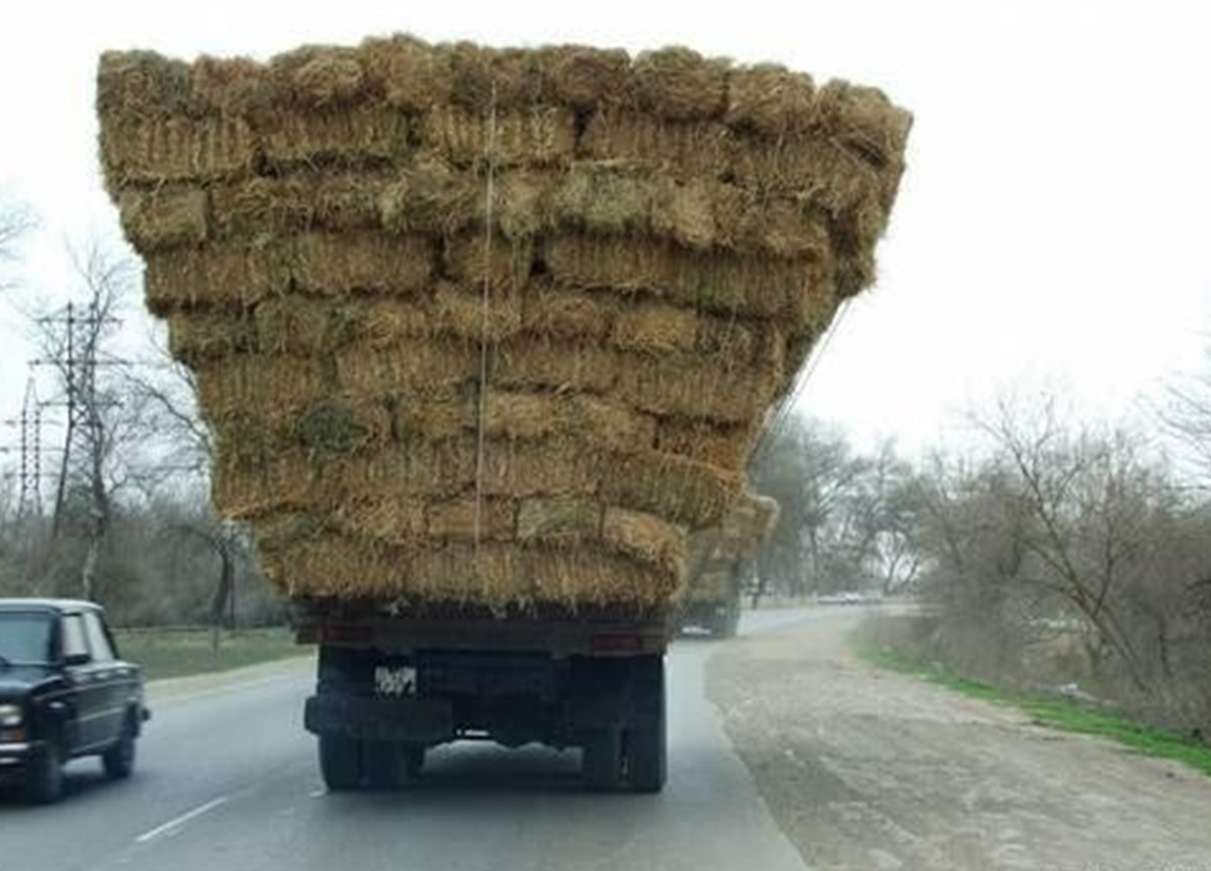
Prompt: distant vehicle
<box><xmin>0</xmin><ymin>599</ymin><xmax>150</xmax><ymax>803</ymax></box>
<box><xmin>819</xmin><ymin>591</ymin><xmax>868</xmax><ymax>605</ymax></box>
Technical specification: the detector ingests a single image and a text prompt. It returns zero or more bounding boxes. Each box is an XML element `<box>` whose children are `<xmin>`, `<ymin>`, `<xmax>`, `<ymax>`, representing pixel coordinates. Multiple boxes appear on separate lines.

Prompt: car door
<box><xmin>59</xmin><ymin>612</ymin><xmax>105</xmax><ymax>753</ymax></box>
<box><xmin>81</xmin><ymin>610</ymin><xmax>124</xmax><ymax>747</ymax></box>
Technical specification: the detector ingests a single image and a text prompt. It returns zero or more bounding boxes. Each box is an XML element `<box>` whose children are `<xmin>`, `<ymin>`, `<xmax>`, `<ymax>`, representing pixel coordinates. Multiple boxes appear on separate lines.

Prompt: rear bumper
<box><xmin>304</xmin><ymin>694</ymin><xmax>454</xmax><ymax>744</ymax></box>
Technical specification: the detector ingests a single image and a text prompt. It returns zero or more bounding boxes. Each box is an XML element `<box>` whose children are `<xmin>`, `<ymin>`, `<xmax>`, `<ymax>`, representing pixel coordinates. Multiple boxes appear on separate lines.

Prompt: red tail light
<box><xmin>590</xmin><ymin>633</ymin><xmax>644</xmax><ymax>654</ymax></box>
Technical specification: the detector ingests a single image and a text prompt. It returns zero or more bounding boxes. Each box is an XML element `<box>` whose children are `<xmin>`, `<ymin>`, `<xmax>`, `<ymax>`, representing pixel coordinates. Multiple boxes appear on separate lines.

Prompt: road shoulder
<box><xmin>706</xmin><ymin>610</ymin><xmax>1211</xmax><ymax>871</ymax></box>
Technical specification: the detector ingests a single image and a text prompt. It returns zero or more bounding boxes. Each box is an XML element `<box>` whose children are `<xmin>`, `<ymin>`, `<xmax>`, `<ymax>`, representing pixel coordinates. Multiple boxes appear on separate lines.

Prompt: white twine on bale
<box><xmin>473</xmin><ymin>83</ymin><xmax>499</xmax><ymax>553</ymax></box>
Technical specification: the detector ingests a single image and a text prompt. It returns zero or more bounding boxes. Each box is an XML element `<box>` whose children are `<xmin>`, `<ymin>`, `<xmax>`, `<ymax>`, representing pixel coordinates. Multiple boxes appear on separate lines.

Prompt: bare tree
<box><xmin>0</xmin><ymin>194</ymin><xmax>36</xmax><ymax>292</ymax></box>
<box><xmin>1156</xmin><ymin>345</ymin><xmax>1211</xmax><ymax>486</ymax></box>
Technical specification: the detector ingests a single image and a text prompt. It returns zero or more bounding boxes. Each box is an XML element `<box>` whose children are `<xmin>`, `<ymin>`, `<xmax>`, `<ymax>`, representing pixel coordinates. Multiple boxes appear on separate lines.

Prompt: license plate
<box><xmin>374</xmin><ymin>665</ymin><xmax>417</xmax><ymax>698</ymax></box>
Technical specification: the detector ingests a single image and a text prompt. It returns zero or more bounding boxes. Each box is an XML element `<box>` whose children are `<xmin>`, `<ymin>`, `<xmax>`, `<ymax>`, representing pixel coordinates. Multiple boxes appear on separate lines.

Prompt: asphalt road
<box><xmin>0</xmin><ymin>609</ymin><xmax>817</xmax><ymax>871</ymax></box>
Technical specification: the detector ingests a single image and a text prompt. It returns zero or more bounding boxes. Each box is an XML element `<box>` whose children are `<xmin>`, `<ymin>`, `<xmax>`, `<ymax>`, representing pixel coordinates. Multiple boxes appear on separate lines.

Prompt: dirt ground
<box><xmin>706</xmin><ymin>608</ymin><xmax>1211</xmax><ymax>871</ymax></box>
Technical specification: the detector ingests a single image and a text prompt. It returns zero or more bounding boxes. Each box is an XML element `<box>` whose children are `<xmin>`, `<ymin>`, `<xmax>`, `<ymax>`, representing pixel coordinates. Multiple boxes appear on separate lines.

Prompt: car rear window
<box><xmin>0</xmin><ymin>612</ymin><xmax>55</xmax><ymax>665</ymax></box>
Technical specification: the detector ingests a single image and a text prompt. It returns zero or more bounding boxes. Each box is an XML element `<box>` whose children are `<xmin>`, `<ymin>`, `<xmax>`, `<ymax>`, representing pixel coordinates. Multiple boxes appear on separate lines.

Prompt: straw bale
<box><xmin>551</xmin><ymin>167</ymin><xmax>651</xmax><ymax>237</ymax></box>
<box><xmin>580</xmin><ymin>110</ymin><xmax>736</xmax><ymax>181</ymax></box>
<box><xmin>360</xmin><ymin>34</ymin><xmax>453</xmax><ymax>112</ymax></box>
<box><xmin>602</xmin><ymin>508</ymin><xmax>687</xmax><ymax>577</ymax></box>
<box><xmin>190</xmin><ymin>55</ymin><xmax>275</xmax><ymax>117</ymax></box>
<box><xmin>167</xmin><ymin>312</ymin><xmax>258</xmax><ymax>363</ymax></box>
<box><xmin>422</xmin><ymin>106</ymin><xmax>577</xmax><ymax>168</ymax></box>
<box><xmin>538</xmin><ymin>45</ymin><xmax>629</xmax><ymax>110</ymax></box>
<box><xmin>546</xmin><ymin>235</ymin><xmax>816</xmax><ymax>319</ymax></box>
<box><xmin>428</xmin><ymin>497</ymin><xmax>516</xmax><ymax>541</ymax></box>
<box><xmin>359</xmin><ymin>438</ymin><xmax>480</xmax><ymax>499</ymax></box>
<box><xmin>117</xmin><ymin>187</ymin><xmax>208</xmax><ymax>251</ymax></box>
<box><xmin>629</xmin><ymin>48</ymin><xmax>729</xmax><ymax>122</ymax></box>
<box><xmin>359</xmin><ymin>299</ymin><xmax>433</xmax><ymax>347</ymax></box>
<box><xmin>653</xmin><ymin>418</ymin><xmax>757</xmax><ymax>470</ymax></box>
<box><xmin>196</xmin><ymin>354</ymin><xmax>329</xmax><ymax>419</ymax></box>
<box><xmin>569</xmin><ymin>395</ymin><xmax>657</xmax><ymax>454</ymax></box>
<box><xmin>143</xmin><ymin>242</ymin><xmax>285</xmax><ymax>314</ymax></box>
<box><xmin>99</xmin><ymin>115</ymin><xmax>257</xmax><ymax>187</ymax></box>
<box><xmin>517</xmin><ymin>544</ymin><xmax>680</xmax><ymax>607</ymax></box>
<box><xmin>600</xmin><ymin>450</ymin><xmax>738</xmax><ymax>528</ymax></box>
<box><xmin>615</xmin><ymin>353</ymin><xmax>778</xmax><ymax>424</ymax></box>
<box><xmin>482</xmin><ymin>391</ymin><xmax>562</xmax><ymax>440</ymax></box>
<box><xmin>257</xmin><ymin>533</ymin><xmax>403</xmax><ymax>599</ymax></box>
<box><xmin>258</xmin><ymin>106</ymin><xmax>411</xmax><ymax>166</ymax></box>
<box><xmin>293</xmin><ymin>232</ymin><xmax>434</xmax><ymax>296</ymax></box>
<box><xmin>209</xmin><ymin>173</ymin><xmax>383</xmax><ymax>238</ymax></box>
<box><xmin>212</xmin><ymin>453</ymin><xmax>319</xmax><ymax>519</ymax></box>
<box><xmin>96</xmin><ymin>50</ymin><xmax>197</xmax><ymax>119</ymax></box>
<box><xmin>443</xmin><ymin>43</ymin><xmax>544</xmax><ymax>113</ymax></box>
<box><xmin>333</xmin><ymin>494</ymin><xmax>427</xmax><ymax>545</ymax></box>
<box><xmin>406</xmin><ymin>543</ymin><xmax>521</xmax><ymax>604</ymax></box>
<box><xmin>725</xmin><ymin>65</ymin><xmax>815</xmax><ymax>137</ymax></box>
<box><xmin>443</xmin><ymin>234</ymin><xmax>534</xmax><ymax>291</ymax></box>
<box><xmin>251</xmin><ymin>297</ymin><xmax>354</xmax><ymax>355</ymax></box>
<box><xmin>273</xmin><ymin>46</ymin><xmax>367</xmax><ymax>108</ymax></box>
<box><xmin>721</xmin><ymin>492</ymin><xmax>780</xmax><ymax>545</ymax></box>
<box><xmin>431</xmin><ymin>281</ymin><xmax>524</xmax><ymax>342</ymax></box>
<box><xmin>391</xmin><ymin>394</ymin><xmax>473</xmax><ymax>440</ymax></box>
<box><xmin>650</xmin><ymin>177</ymin><xmax>716</xmax><ymax>251</ymax></box>
<box><xmin>478</xmin><ymin>437</ymin><xmax>599</xmax><ymax>499</ymax></box>
<box><xmin>695</xmin><ymin>314</ymin><xmax>759</xmax><ymax>363</ymax></box>
<box><xmin>494</xmin><ymin>340</ymin><xmax>617</xmax><ymax>394</ymax></box>
<box><xmin>520</xmin><ymin>285</ymin><xmax>614</xmax><ymax>341</ymax></box>
<box><xmin>294</xmin><ymin>400</ymin><xmax>393</xmax><ymax>456</ymax></box>
<box><xmin>610</xmin><ymin>303</ymin><xmax>698</xmax><ymax>354</ymax></box>
<box><xmin>378</xmin><ymin>157</ymin><xmax>480</xmax><ymax>237</ymax></box>
<box><xmin>517</xmin><ymin>498</ymin><xmax>601</xmax><ymax>542</ymax></box>
<box><xmin>335</xmin><ymin>341</ymin><xmax>480</xmax><ymax>396</ymax></box>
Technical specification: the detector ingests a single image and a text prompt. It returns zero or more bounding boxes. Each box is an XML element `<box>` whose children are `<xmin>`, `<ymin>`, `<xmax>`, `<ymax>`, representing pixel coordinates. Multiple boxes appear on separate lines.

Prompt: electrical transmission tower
<box><xmin>0</xmin><ymin>378</ymin><xmax>46</xmax><ymax>517</ymax></box>
<box><xmin>31</xmin><ymin>300</ymin><xmax>122</xmax><ymax>536</ymax></box>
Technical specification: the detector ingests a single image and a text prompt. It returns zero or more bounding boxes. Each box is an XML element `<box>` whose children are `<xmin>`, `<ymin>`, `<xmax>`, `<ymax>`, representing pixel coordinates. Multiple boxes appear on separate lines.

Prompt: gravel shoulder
<box><xmin>707</xmin><ymin>607</ymin><xmax>1211</xmax><ymax>871</ymax></box>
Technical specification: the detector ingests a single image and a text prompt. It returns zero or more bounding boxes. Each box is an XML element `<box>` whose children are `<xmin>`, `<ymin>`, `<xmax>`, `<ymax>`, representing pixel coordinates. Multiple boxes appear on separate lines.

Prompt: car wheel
<box><xmin>319</xmin><ymin>735</ymin><xmax>363</xmax><ymax>791</ymax></box>
<box><xmin>582</xmin><ymin>729</ymin><xmax>623</xmax><ymax>790</ymax></box>
<box><xmin>625</xmin><ymin>656</ymin><xmax>667</xmax><ymax>793</ymax></box>
<box><xmin>24</xmin><ymin>740</ymin><xmax>64</xmax><ymax>804</ymax></box>
<box><xmin>102</xmin><ymin>715</ymin><xmax>137</xmax><ymax>780</ymax></box>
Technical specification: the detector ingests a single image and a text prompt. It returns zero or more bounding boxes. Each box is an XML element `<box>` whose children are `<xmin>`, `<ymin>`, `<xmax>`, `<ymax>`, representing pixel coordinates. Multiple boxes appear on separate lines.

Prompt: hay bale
<box><xmin>209</xmin><ymin>173</ymin><xmax>384</xmax><ymax>239</ymax></box>
<box><xmin>600</xmin><ymin>450</ymin><xmax>738</xmax><ymax>529</ymax></box>
<box><xmin>610</xmin><ymin>303</ymin><xmax>698</xmax><ymax>354</ymax></box>
<box><xmin>378</xmin><ymin>156</ymin><xmax>480</xmax><ymax>237</ymax></box>
<box><xmin>117</xmin><ymin>187</ymin><xmax>208</xmax><ymax>251</ymax></box>
<box><xmin>431</xmin><ymin>281</ymin><xmax>524</xmax><ymax>342</ymax></box>
<box><xmin>359</xmin><ymin>299</ymin><xmax>433</xmax><ymax>347</ymax></box>
<box><xmin>602</xmin><ymin>508</ymin><xmax>686</xmax><ymax>577</ymax></box>
<box><xmin>252</xmin><ymin>297</ymin><xmax>359</xmax><ymax>356</ymax></box>
<box><xmin>580</xmin><ymin>110</ymin><xmax>736</xmax><ymax>181</ymax></box>
<box><xmin>629</xmin><ymin>48</ymin><xmax>729</xmax><ymax>121</ymax></box>
<box><xmin>569</xmin><ymin>395</ymin><xmax>657</xmax><ymax>454</ymax></box>
<box><xmin>391</xmin><ymin>393</ymin><xmax>473</xmax><ymax>440</ymax></box>
<box><xmin>429</xmin><ymin>497</ymin><xmax>516</xmax><ymax>541</ymax></box>
<box><xmin>518</xmin><ymin>544</ymin><xmax>679</xmax><ymax>607</ymax></box>
<box><xmin>539</xmin><ymin>45</ymin><xmax>629</xmax><ymax>110</ymax></box>
<box><xmin>520</xmin><ymin>285</ymin><xmax>614</xmax><ymax>341</ymax></box>
<box><xmin>190</xmin><ymin>55</ymin><xmax>275</xmax><ymax>117</ymax></box>
<box><xmin>272</xmin><ymin>46</ymin><xmax>367</xmax><ymax>108</ymax></box>
<box><xmin>99</xmin><ymin>115</ymin><xmax>258</xmax><ymax>188</ymax></box>
<box><xmin>615</xmin><ymin>351</ymin><xmax>779</xmax><ymax>424</ymax></box>
<box><xmin>478</xmin><ymin>437</ymin><xmax>599</xmax><ymax>499</ymax></box>
<box><xmin>551</xmin><ymin>167</ymin><xmax>652</xmax><ymax>237</ymax></box>
<box><xmin>333</xmin><ymin>495</ymin><xmax>427</xmax><ymax>545</ymax></box>
<box><xmin>517</xmin><ymin>498</ymin><xmax>601</xmax><ymax>542</ymax></box>
<box><xmin>258</xmin><ymin>105</ymin><xmax>411</xmax><ymax>166</ymax></box>
<box><xmin>650</xmin><ymin>177</ymin><xmax>716</xmax><ymax>251</ymax></box>
<box><xmin>443</xmin><ymin>234</ymin><xmax>534</xmax><ymax>291</ymax></box>
<box><xmin>167</xmin><ymin>312</ymin><xmax>258</xmax><ymax>363</ymax></box>
<box><xmin>493</xmin><ymin>340</ymin><xmax>618</xmax><ymax>394</ymax></box>
<box><xmin>97</xmin><ymin>50</ymin><xmax>193</xmax><ymax>119</ymax></box>
<box><xmin>196</xmin><ymin>354</ymin><xmax>329</xmax><ymax>420</ymax></box>
<box><xmin>360</xmin><ymin>34</ymin><xmax>453</xmax><ymax>112</ymax></box>
<box><xmin>421</xmin><ymin>106</ymin><xmax>576</xmax><ymax>169</ymax></box>
<box><xmin>725</xmin><ymin>64</ymin><xmax>815</xmax><ymax>137</ymax></box>
<box><xmin>293</xmin><ymin>232</ymin><xmax>434</xmax><ymax>296</ymax></box>
<box><xmin>483</xmin><ymin>391</ymin><xmax>562</xmax><ymax>440</ymax></box>
<box><xmin>144</xmin><ymin>242</ymin><xmax>286</xmax><ymax>314</ymax></box>
<box><xmin>654</xmin><ymin>418</ymin><xmax>757</xmax><ymax>470</ymax></box>
<box><xmin>335</xmin><ymin>341</ymin><xmax>480</xmax><ymax>396</ymax></box>
<box><xmin>546</xmin><ymin>235</ymin><xmax>820</xmax><ymax>320</ymax></box>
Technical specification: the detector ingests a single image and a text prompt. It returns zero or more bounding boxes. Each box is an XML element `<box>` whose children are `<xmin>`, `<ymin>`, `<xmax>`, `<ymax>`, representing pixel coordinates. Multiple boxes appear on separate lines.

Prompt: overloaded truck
<box><xmin>96</xmin><ymin>37</ymin><xmax>910</xmax><ymax>792</ymax></box>
<box><xmin>678</xmin><ymin>492</ymin><xmax>779</xmax><ymax>638</ymax></box>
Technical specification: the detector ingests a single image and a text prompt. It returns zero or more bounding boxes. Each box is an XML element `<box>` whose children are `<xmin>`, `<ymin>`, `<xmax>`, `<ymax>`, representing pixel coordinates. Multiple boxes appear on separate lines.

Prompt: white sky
<box><xmin>1</xmin><ymin>0</ymin><xmax>1209</xmax><ymax>457</ymax></box>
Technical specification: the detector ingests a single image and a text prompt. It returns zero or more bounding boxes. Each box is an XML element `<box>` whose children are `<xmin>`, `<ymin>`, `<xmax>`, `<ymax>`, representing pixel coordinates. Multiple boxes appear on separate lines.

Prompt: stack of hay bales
<box><xmin>685</xmin><ymin>491</ymin><xmax>780</xmax><ymax>602</ymax></box>
<box><xmin>96</xmin><ymin>37</ymin><xmax>910</xmax><ymax>612</ymax></box>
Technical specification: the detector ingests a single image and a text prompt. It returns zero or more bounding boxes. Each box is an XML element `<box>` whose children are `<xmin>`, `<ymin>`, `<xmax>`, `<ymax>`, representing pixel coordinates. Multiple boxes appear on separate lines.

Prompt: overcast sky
<box><xmin>1</xmin><ymin>0</ymin><xmax>1209</xmax><ymax>458</ymax></box>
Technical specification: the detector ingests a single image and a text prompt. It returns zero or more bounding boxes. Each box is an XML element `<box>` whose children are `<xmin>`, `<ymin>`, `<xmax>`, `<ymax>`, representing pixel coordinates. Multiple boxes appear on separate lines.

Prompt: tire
<box><xmin>626</xmin><ymin>656</ymin><xmax>667</xmax><ymax>793</ymax></box>
<box><xmin>404</xmin><ymin>744</ymin><xmax>426</xmax><ymax>778</ymax></box>
<box><xmin>102</xmin><ymin>715</ymin><xmax>137</xmax><ymax>780</ymax></box>
<box><xmin>24</xmin><ymin>740</ymin><xmax>64</xmax><ymax>804</ymax></box>
<box><xmin>364</xmin><ymin>741</ymin><xmax>425</xmax><ymax>789</ymax></box>
<box><xmin>582</xmin><ymin>729</ymin><xmax>623</xmax><ymax>790</ymax></box>
<box><xmin>319</xmin><ymin>735</ymin><xmax>363</xmax><ymax>791</ymax></box>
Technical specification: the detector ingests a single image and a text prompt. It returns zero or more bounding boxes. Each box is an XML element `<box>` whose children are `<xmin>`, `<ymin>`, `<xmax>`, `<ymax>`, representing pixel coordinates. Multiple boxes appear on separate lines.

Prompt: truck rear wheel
<box><xmin>365</xmin><ymin>741</ymin><xmax>426</xmax><ymax>788</ymax></box>
<box><xmin>319</xmin><ymin>735</ymin><xmax>363</xmax><ymax>791</ymax></box>
<box><xmin>626</xmin><ymin>656</ymin><xmax>667</xmax><ymax>793</ymax></box>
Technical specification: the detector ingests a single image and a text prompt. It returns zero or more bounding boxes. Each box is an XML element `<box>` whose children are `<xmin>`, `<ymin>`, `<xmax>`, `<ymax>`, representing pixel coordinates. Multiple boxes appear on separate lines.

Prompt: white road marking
<box><xmin>134</xmin><ymin>796</ymin><xmax>231</xmax><ymax>844</ymax></box>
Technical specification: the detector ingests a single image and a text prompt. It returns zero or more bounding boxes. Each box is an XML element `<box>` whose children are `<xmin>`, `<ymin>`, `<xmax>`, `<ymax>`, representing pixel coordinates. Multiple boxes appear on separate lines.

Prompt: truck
<box><xmin>676</xmin><ymin>558</ymin><xmax>752</xmax><ymax>638</ymax></box>
<box><xmin>294</xmin><ymin>600</ymin><xmax>670</xmax><ymax>793</ymax></box>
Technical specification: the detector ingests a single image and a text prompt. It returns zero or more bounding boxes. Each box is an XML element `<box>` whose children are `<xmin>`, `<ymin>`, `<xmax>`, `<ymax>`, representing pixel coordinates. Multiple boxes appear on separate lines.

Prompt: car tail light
<box><xmin>318</xmin><ymin>623</ymin><xmax>373</xmax><ymax>645</ymax></box>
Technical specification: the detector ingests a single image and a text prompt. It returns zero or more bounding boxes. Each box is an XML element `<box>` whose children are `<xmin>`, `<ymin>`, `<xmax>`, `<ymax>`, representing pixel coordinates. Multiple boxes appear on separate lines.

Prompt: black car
<box><xmin>0</xmin><ymin>599</ymin><xmax>150</xmax><ymax>802</ymax></box>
